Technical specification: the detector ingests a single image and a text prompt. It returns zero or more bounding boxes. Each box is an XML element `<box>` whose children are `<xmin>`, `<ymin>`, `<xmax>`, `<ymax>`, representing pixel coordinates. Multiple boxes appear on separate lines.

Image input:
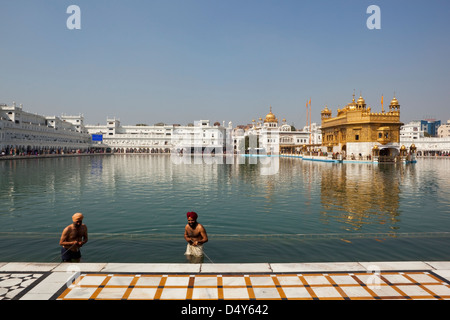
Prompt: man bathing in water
<box><xmin>59</xmin><ymin>213</ymin><xmax>88</xmax><ymax>262</ymax></box>
<box><xmin>184</xmin><ymin>211</ymin><xmax>208</xmax><ymax>260</ymax></box>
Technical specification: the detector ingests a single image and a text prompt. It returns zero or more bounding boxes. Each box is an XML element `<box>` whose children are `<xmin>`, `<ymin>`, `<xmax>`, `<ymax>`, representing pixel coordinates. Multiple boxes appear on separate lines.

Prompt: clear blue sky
<box><xmin>1</xmin><ymin>0</ymin><xmax>449</xmax><ymax>127</ymax></box>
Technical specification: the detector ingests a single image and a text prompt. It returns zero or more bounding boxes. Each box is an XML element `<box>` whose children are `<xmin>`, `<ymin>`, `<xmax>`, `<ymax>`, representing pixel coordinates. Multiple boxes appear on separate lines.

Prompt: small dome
<box><xmin>357</xmin><ymin>95</ymin><xmax>365</xmax><ymax>105</ymax></box>
<box><xmin>321</xmin><ymin>106</ymin><xmax>331</xmax><ymax>113</ymax></box>
<box><xmin>390</xmin><ymin>96</ymin><xmax>399</xmax><ymax>106</ymax></box>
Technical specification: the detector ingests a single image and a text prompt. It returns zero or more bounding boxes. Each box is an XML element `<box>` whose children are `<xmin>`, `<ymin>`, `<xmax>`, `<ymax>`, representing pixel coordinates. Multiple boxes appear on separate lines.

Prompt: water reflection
<box><xmin>320</xmin><ymin>163</ymin><xmax>403</xmax><ymax>232</ymax></box>
<box><xmin>1</xmin><ymin>155</ymin><xmax>449</xmax><ymax>262</ymax></box>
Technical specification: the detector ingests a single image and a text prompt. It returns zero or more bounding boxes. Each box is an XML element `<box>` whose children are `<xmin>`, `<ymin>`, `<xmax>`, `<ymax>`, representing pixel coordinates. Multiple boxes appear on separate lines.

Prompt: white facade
<box><xmin>302</xmin><ymin>122</ymin><xmax>322</xmax><ymax>146</ymax></box>
<box><xmin>85</xmin><ymin>119</ymin><xmax>231</xmax><ymax>153</ymax></box>
<box><xmin>280</xmin><ymin>123</ymin><xmax>309</xmax><ymax>145</ymax></box>
<box><xmin>278</xmin><ymin>123</ymin><xmax>312</xmax><ymax>154</ymax></box>
<box><xmin>231</xmin><ymin>127</ymin><xmax>246</xmax><ymax>154</ymax></box>
<box><xmin>437</xmin><ymin>120</ymin><xmax>450</xmax><ymax>138</ymax></box>
<box><xmin>243</xmin><ymin>117</ymin><xmax>280</xmax><ymax>154</ymax></box>
<box><xmin>242</xmin><ymin>109</ymin><xmax>316</xmax><ymax>154</ymax></box>
<box><xmin>172</xmin><ymin>120</ymin><xmax>230</xmax><ymax>153</ymax></box>
<box><xmin>0</xmin><ymin>102</ymin><xmax>91</xmax><ymax>154</ymax></box>
<box><xmin>400</xmin><ymin>121</ymin><xmax>450</xmax><ymax>154</ymax></box>
<box><xmin>400</xmin><ymin>137</ymin><xmax>450</xmax><ymax>154</ymax></box>
<box><xmin>400</xmin><ymin>121</ymin><xmax>425</xmax><ymax>140</ymax></box>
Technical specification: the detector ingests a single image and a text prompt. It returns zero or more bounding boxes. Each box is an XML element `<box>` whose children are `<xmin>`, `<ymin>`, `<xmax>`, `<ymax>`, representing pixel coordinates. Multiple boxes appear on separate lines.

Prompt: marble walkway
<box><xmin>1</xmin><ymin>261</ymin><xmax>450</xmax><ymax>300</ymax></box>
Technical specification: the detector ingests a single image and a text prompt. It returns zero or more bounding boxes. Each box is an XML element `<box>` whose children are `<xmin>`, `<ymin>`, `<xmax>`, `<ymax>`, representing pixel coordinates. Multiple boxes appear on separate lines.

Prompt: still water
<box><xmin>0</xmin><ymin>155</ymin><xmax>449</xmax><ymax>263</ymax></box>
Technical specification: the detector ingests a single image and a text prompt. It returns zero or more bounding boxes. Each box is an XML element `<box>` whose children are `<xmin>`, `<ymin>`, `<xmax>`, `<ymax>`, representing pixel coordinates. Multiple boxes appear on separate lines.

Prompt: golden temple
<box><xmin>320</xmin><ymin>93</ymin><xmax>404</xmax><ymax>160</ymax></box>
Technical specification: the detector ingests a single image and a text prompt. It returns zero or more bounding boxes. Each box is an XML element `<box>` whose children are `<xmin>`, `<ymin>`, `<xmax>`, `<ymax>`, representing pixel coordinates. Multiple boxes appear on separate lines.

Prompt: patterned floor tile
<box><xmin>0</xmin><ymin>273</ymin><xmax>45</xmax><ymax>300</ymax></box>
<box><xmin>56</xmin><ymin>270</ymin><xmax>450</xmax><ymax>300</ymax></box>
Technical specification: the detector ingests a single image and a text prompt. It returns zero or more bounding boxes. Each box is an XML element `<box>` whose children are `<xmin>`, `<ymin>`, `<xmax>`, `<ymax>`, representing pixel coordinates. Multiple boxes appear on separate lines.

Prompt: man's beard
<box><xmin>189</xmin><ymin>222</ymin><xmax>197</xmax><ymax>228</ymax></box>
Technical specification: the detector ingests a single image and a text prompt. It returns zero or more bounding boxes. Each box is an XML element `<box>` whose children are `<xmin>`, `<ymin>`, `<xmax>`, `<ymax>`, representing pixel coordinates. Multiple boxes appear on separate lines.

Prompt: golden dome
<box><xmin>321</xmin><ymin>106</ymin><xmax>331</xmax><ymax>113</ymax></box>
<box><xmin>264</xmin><ymin>106</ymin><xmax>278</xmax><ymax>123</ymax></box>
<box><xmin>347</xmin><ymin>93</ymin><xmax>357</xmax><ymax>109</ymax></box>
<box><xmin>390</xmin><ymin>96</ymin><xmax>399</xmax><ymax>105</ymax></box>
<box><xmin>357</xmin><ymin>95</ymin><xmax>365</xmax><ymax>105</ymax></box>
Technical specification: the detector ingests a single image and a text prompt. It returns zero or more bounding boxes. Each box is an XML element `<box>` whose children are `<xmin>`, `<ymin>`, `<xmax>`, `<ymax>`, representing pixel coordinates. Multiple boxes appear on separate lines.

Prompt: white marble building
<box><xmin>0</xmin><ymin>102</ymin><xmax>91</xmax><ymax>155</ymax></box>
<box><xmin>400</xmin><ymin>120</ymin><xmax>450</xmax><ymax>155</ymax></box>
<box><xmin>400</xmin><ymin>121</ymin><xmax>425</xmax><ymax>140</ymax></box>
<box><xmin>85</xmin><ymin>119</ymin><xmax>231</xmax><ymax>153</ymax></box>
<box><xmin>242</xmin><ymin>107</ymin><xmax>318</xmax><ymax>155</ymax></box>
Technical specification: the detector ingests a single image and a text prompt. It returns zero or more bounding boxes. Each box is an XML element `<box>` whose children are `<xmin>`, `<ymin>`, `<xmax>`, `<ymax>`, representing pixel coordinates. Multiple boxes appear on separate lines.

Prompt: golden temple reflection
<box><xmin>319</xmin><ymin>163</ymin><xmax>401</xmax><ymax>232</ymax></box>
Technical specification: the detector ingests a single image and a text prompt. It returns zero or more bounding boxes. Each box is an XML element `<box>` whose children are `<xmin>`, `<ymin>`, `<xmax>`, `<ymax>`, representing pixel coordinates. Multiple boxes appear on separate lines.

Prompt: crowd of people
<box><xmin>0</xmin><ymin>147</ymin><xmax>107</xmax><ymax>157</ymax></box>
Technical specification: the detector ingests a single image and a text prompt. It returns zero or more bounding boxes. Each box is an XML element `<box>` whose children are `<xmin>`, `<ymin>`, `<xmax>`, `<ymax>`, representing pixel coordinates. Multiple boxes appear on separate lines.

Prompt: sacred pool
<box><xmin>0</xmin><ymin>155</ymin><xmax>449</xmax><ymax>263</ymax></box>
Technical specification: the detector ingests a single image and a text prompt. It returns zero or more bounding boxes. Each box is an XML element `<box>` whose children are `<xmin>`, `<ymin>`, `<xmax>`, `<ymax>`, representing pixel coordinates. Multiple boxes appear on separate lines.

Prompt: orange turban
<box><xmin>72</xmin><ymin>213</ymin><xmax>84</xmax><ymax>222</ymax></box>
<box><xmin>187</xmin><ymin>212</ymin><xmax>198</xmax><ymax>220</ymax></box>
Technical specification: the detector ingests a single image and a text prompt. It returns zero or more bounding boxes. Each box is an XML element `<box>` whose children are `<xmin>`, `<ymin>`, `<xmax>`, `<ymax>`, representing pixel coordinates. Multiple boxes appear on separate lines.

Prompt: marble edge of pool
<box><xmin>1</xmin><ymin>261</ymin><xmax>450</xmax><ymax>274</ymax></box>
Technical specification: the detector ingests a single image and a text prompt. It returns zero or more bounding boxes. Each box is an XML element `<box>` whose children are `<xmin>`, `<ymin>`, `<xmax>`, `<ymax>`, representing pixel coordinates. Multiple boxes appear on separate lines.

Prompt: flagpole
<box><xmin>309</xmin><ymin>98</ymin><xmax>311</xmax><ymax>146</ymax></box>
<box><xmin>306</xmin><ymin>101</ymin><xmax>309</xmax><ymax>130</ymax></box>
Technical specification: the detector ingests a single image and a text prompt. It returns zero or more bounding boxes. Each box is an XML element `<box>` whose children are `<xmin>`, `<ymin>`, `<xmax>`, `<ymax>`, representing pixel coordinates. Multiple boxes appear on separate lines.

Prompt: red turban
<box><xmin>187</xmin><ymin>211</ymin><xmax>198</xmax><ymax>220</ymax></box>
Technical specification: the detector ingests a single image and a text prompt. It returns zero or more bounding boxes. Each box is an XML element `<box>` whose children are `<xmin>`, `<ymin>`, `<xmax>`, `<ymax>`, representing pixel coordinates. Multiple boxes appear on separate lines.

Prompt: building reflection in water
<box><xmin>0</xmin><ymin>154</ymin><xmax>424</xmax><ymax>238</ymax></box>
<box><xmin>319</xmin><ymin>163</ymin><xmax>406</xmax><ymax>232</ymax></box>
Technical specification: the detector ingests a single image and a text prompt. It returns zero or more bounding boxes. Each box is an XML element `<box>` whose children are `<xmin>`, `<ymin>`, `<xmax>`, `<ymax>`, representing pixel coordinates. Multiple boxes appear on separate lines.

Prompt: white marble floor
<box><xmin>1</xmin><ymin>261</ymin><xmax>449</xmax><ymax>300</ymax></box>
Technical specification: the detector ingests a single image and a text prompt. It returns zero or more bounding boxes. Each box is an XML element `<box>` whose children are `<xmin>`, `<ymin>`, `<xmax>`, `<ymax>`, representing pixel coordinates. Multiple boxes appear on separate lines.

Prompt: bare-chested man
<box><xmin>184</xmin><ymin>211</ymin><xmax>208</xmax><ymax>260</ymax></box>
<box><xmin>59</xmin><ymin>213</ymin><xmax>88</xmax><ymax>262</ymax></box>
